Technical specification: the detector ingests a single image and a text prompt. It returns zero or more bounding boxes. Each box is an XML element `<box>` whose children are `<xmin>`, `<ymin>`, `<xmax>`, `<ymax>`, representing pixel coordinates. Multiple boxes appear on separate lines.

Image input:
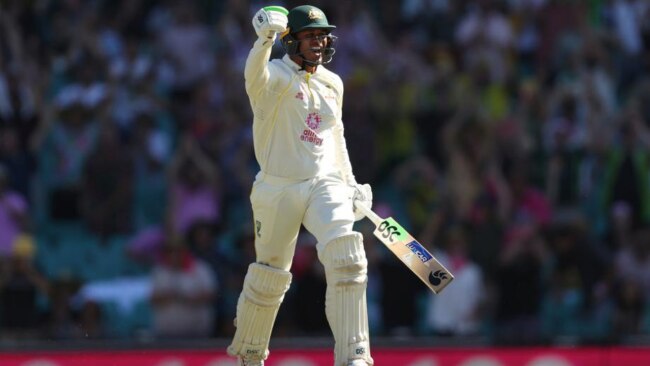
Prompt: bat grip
<box><xmin>354</xmin><ymin>201</ymin><xmax>383</xmax><ymax>226</ymax></box>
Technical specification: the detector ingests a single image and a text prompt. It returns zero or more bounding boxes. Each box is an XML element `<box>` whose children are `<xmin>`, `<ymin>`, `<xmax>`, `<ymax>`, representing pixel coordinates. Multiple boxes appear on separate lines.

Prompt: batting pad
<box><xmin>320</xmin><ymin>233</ymin><xmax>374</xmax><ymax>366</ymax></box>
<box><xmin>227</xmin><ymin>263</ymin><xmax>292</xmax><ymax>361</ymax></box>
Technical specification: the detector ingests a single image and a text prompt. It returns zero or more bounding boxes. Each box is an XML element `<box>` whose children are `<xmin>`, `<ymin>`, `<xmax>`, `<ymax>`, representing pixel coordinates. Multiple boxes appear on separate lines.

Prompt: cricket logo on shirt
<box><xmin>255</xmin><ymin>220</ymin><xmax>262</xmax><ymax>238</ymax></box>
<box><xmin>301</xmin><ymin>112</ymin><xmax>323</xmax><ymax>146</ymax></box>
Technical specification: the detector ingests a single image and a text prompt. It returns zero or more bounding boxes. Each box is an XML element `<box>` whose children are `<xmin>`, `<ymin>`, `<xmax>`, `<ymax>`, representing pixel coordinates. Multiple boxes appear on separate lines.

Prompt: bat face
<box><xmin>373</xmin><ymin>217</ymin><xmax>454</xmax><ymax>293</ymax></box>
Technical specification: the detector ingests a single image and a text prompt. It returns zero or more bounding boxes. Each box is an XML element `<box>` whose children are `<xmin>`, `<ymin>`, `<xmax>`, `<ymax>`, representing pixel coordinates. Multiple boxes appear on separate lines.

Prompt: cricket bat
<box><xmin>355</xmin><ymin>201</ymin><xmax>453</xmax><ymax>294</ymax></box>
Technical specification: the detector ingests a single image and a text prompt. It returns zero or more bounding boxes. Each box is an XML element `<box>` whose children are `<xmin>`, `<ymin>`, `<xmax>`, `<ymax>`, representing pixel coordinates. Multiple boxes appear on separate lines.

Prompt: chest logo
<box><xmin>295</xmin><ymin>91</ymin><xmax>304</xmax><ymax>101</ymax></box>
<box><xmin>305</xmin><ymin>112</ymin><xmax>322</xmax><ymax>130</ymax></box>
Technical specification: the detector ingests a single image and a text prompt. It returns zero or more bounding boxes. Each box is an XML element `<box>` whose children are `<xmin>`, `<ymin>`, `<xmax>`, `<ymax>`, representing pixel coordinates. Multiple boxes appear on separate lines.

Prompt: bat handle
<box><xmin>354</xmin><ymin>201</ymin><xmax>383</xmax><ymax>226</ymax></box>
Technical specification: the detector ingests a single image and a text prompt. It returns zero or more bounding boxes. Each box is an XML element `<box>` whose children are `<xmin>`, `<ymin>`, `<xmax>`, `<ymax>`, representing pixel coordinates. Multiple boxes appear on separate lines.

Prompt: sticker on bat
<box><xmin>429</xmin><ymin>270</ymin><xmax>449</xmax><ymax>286</ymax></box>
<box><xmin>377</xmin><ymin>218</ymin><xmax>408</xmax><ymax>243</ymax></box>
<box><xmin>405</xmin><ymin>240</ymin><xmax>433</xmax><ymax>263</ymax></box>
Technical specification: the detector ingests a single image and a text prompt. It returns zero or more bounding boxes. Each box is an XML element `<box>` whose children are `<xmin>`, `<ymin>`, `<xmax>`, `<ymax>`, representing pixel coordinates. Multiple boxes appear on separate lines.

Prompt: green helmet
<box><xmin>281</xmin><ymin>5</ymin><xmax>337</xmax><ymax>65</ymax></box>
<box><xmin>286</xmin><ymin>5</ymin><xmax>336</xmax><ymax>34</ymax></box>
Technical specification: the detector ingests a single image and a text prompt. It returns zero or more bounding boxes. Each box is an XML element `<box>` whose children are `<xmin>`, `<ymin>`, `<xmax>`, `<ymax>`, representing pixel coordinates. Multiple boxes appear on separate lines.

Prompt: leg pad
<box><xmin>320</xmin><ymin>233</ymin><xmax>374</xmax><ymax>366</ymax></box>
<box><xmin>227</xmin><ymin>263</ymin><xmax>292</xmax><ymax>361</ymax></box>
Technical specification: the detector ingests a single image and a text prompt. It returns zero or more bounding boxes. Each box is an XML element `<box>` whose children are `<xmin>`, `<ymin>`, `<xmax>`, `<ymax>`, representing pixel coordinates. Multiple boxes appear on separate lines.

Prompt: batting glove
<box><xmin>252</xmin><ymin>6</ymin><xmax>288</xmax><ymax>41</ymax></box>
<box><xmin>351</xmin><ymin>183</ymin><xmax>373</xmax><ymax>221</ymax></box>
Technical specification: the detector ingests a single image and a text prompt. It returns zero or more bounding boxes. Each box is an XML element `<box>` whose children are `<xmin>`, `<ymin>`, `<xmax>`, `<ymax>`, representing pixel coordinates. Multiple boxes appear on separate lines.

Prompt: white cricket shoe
<box><xmin>238</xmin><ymin>357</ymin><xmax>264</xmax><ymax>366</ymax></box>
<box><xmin>347</xmin><ymin>360</ymin><xmax>370</xmax><ymax>366</ymax></box>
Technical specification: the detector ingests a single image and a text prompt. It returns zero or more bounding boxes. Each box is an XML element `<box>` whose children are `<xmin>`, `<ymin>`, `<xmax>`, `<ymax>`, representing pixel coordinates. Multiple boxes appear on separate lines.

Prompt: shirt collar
<box><xmin>282</xmin><ymin>54</ymin><xmax>319</xmax><ymax>75</ymax></box>
<box><xmin>282</xmin><ymin>54</ymin><xmax>302</xmax><ymax>72</ymax></box>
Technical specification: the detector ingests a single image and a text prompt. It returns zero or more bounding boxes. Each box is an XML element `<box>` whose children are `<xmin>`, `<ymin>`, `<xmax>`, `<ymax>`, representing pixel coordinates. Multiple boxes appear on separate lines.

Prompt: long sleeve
<box><xmin>244</xmin><ymin>37</ymin><xmax>276</xmax><ymax>103</ymax></box>
<box><xmin>333</xmin><ymin>121</ymin><xmax>356</xmax><ymax>185</ymax></box>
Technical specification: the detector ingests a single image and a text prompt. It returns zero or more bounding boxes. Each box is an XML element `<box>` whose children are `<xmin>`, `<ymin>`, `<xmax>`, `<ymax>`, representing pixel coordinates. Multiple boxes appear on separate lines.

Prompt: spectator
<box><xmin>81</xmin><ymin>122</ymin><xmax>134</xmax><ymax>239</ymax></box>
<box><xmin>130</xmin><ymin>111</ymin><xmax>171</xmax><ymax>230</ymax></box>
<box><xmin>542</xmin><ymin>88</ymin><xmax>588</xmax><ymax>155</ymax></box>
<box><xmin>31</xmin><ymin>87</ymin><xmax>100</xmax><ymax>222</ymax></box>
<box><xmin>0</xmin><ymin>234</ymin><xmax>49</xmax><ymax>339</ymax></box>
<box><xmin>425</xmin><ymin>225</ymin><xmax>485</xmax><ymax>336</ymax></box>
<box><xmin>494</xmin><ymin>224</ymin><xmax>547</xmax><ymax>345</ymax></box>
<box><xmin>126</xmin><ymin>225</ymin><xmax>167</xmax><ymax>267</ymax></box>
<box><xmin>611</xmin><ymin>279</ymin><xmax>646</xmax><ymax>337</ymax></box>
<box><xmin>213</xmin><ymin>226</ymin><xmax>256</xmax><ymax>337</ymax></box>
<box><xmin>503</xmin><ymin>159</ymin><xmax>552</xmax><ymax>227</ymax></box>
<box><xmin>541</xmin><ymin>220</ymin><xmax>612</xmax><ymax>340</ymax></box>
<box><xmin>156</xmin><ymin>3</ymin><xmax>213</xmax><ymax>126</ymax></box>
<box><xmin>0</xmin><ymin>126</ymin><xmax>34</xmax><ymax>200</ymax></box>
<box><xmin>608</xmin><ymin>0</ymin><xmax>648</xmax><ymax>96</ymax></box>
<box><xmin>289</xmin><ymin>233</ymin><xmax>329</xmax><ymax>336</ymax></box>
<box><xmin>600</xmin><ymin>117</ymin><xmax>650</xmax><ymax>231</ymax></box>
<box><xmin>45</xmin><ymin>275</ymin><xmax>84</xmax><ymax>340</ymax></box>
<box><xmin>455</xmin><ymin>0</ymin><xmax>514</xmax><ymax>84</ymax></box>
<box><xmin>186</xmin><ymin>220</ymin><xmax>222</xmax><ymax>336</ymax></box>
<box><xmin>614</xmin><ymin>227</ymin><xmax>650</xmax><ymax>300</ymax></box>
<box><xmin>167</xmin><ymin>133</ymin><xmax>221</xmax><ymax>236</ymax></box>
<box><xmin>0</xmin><ymin>164</ymin><xmax>29</xmax><ymax>257</ymax></box>
<box><xmin>150</xmin><ymin>236</ymin><xmax>216</xmax><ymax>339</ymax></box>
<box><xmin>0</xmin><ymin>32</ymin><xmax>39</xmax><ymax>145</ymax></box>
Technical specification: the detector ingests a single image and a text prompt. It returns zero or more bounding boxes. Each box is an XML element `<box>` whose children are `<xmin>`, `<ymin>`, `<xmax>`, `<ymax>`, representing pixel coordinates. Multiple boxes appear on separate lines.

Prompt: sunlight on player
<box><xmin>226</xmin><ymin>4</ymin><xmax>374</xmax><ymax>366</ymax></box>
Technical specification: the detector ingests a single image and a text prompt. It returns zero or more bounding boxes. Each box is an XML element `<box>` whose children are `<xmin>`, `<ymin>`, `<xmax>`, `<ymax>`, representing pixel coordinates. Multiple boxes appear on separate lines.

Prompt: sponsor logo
<box><xmin>300</xmin><ymin>129</ymin><xmax>323</xmax><ymax>146</ymax></box>
<box><xmin>355</xmin><ymin>347</ymin><xmax>366</xmax><ymax>355</ymax></box>
<box><xmin>405</xmin><ymin>241</ymin><xmax>433</xmax><ymax>263</ymax></box>
<box><xmin>378</xmin><ymin>220</ymin><xmax>401</xmax><ymax>242</ymax></box>
<box><xmin>429</xmin><ymin>270</ymin><xmax>449</xmax><ymax>286</ymax></box>
<box><xmin>305</xmin><ymin>112</ymin><xmax>322</xmax><ymax>130</ymax></box>
<box><xmin>255</xmin><ymin>220</ymin><xmax>262</xmax><ymax>238</ymax></box>
<box><xmin>257</xmin><ymin>14</ymin><xmax>264</xmax><ymax>23</ymax></box>
<box><xmin>295</xmin><ymin>91</ymin><xmax>304</xmax><ymax>100</ymax></box>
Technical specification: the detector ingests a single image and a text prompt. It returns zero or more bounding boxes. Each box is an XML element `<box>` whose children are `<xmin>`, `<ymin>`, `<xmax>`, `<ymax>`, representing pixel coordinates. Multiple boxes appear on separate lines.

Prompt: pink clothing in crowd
<box><xmin>171</xmin><ymin>184</ymin><xmax>220</xmax><ymax>234</ymax></box>
<box><xmin>0</xmin><ymin>191</ymin><xmax>28</xmax><ymax>256</ymax></box>
<box><xmin>515</xmin><ymin>188</ymin><xmax>552</xmax><ymax>226</ymax></box>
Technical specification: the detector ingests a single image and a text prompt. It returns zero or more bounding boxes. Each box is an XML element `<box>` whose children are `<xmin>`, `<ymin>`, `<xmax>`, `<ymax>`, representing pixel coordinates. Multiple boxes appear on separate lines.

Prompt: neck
<box><xmin>305</xmin><ymin>64</ymin><xmax>317</xmax><ymax>73</ymax></box>
<box><xmin>290</xmin><ymin>55</ymin><xmax>317</xmax><ymax>73</ymax></box>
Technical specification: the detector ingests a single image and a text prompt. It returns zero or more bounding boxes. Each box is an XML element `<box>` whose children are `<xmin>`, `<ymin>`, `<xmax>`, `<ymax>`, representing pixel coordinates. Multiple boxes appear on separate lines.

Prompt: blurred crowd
<box><xmin>1</xmin><ymin>0</ymin><xmax>650</xmax><ymax>346</ymax></box>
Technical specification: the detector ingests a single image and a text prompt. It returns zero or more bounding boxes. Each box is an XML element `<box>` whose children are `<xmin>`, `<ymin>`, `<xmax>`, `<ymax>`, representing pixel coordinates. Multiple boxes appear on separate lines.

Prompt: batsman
<box><xmin>226</xmin><ymin>4</ymin><xmax>374</xmax><ymax>366</ymax></box>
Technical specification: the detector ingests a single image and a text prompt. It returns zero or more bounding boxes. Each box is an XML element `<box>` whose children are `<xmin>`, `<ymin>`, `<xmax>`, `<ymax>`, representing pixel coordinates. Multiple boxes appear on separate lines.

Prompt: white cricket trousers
<box><xmin>250</xmin><ymin>171</ymin><xmax>356</xmax><ymax>271</ymax></box>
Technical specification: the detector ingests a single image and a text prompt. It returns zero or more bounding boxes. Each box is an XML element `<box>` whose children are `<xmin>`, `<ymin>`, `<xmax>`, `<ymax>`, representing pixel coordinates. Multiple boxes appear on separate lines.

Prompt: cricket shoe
<box><xmin>238</xmin><ymin>357</ymin><xmax>263</xmax><ymax>366</ymax></box>
<box><xmin>347</xmin><ymin>360</ymin><xmax>370</xmax><ymax>366</ymax></box>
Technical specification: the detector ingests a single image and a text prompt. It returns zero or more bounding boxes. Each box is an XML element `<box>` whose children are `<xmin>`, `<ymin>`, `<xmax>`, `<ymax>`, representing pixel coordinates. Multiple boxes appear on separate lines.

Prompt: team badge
<box><xmin>308</xmin><ymin>9</ymin><xmax>323</xmax><ymax>20</ymax></box>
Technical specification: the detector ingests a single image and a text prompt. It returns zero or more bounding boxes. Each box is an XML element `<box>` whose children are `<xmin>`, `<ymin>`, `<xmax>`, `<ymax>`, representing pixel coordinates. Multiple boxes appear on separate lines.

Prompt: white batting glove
<box><xmin>252</xmin><ymin>6</ymin><xmax>288</xmax><ymax>41</ymax></box>
<box><xmin>351</xmin><ymin>183</ymin><xmax>373</xmax><ymax>221</ymax></box>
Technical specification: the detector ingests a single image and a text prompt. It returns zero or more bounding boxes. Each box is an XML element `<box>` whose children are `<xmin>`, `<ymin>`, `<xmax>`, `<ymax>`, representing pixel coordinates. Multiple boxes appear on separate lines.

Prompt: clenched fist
<box><xmin>252</xmin><ymin>6</ymin><xmax>288</xmax><ymax>41</ymax></box>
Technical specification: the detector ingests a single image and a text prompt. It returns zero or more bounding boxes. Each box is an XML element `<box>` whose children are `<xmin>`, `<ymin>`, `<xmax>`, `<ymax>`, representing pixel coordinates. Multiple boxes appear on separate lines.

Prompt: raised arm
<box><xmin>244</xmin><ymin>6</ymin><xmax>288</xmax><ymax>98</ymax></box>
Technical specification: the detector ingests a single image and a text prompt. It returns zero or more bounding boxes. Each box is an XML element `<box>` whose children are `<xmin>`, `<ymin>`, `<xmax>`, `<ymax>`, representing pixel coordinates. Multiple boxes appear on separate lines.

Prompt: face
<box><xmin>295</xmin><ymin>29</ymin><xmax>331</xmax><ymax>65</ymax></box>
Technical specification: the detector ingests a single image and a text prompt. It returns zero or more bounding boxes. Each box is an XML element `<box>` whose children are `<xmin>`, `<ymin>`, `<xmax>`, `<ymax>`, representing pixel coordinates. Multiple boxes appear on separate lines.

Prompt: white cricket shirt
<box><xmin>244</xmin><ymin>37</ymin><xmax>355</xmax><ymax>182</ymax></box>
